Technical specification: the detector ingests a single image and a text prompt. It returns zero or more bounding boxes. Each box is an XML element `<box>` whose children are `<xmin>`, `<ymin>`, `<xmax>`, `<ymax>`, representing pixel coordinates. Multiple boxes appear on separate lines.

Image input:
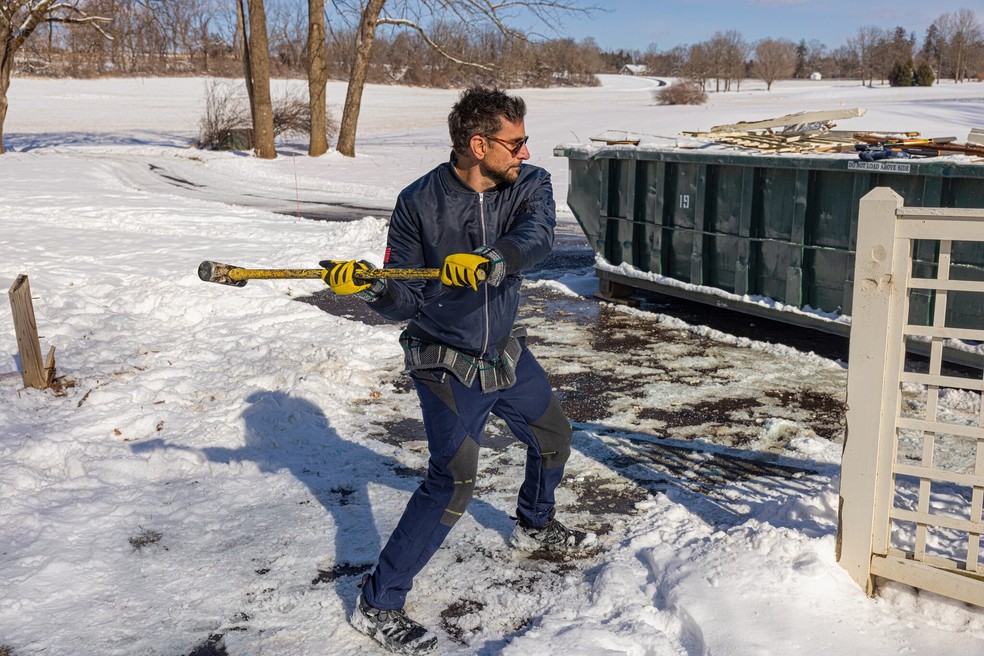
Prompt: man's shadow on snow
<box><xmin>132</xmin><ymin>389</ymin><xmax>511</xmax><ymax>607</ymax></box>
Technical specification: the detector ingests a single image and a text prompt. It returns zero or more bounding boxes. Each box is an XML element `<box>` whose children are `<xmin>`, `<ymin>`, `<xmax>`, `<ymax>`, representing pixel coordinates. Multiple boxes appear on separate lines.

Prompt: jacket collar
<box><xmin>443</xmin><ymin>151</ymin><xmax>522</xmax><ymax>196</ymax></box>
<box><xmin>444</xmin><ymin>153</ymin><xmax>476</xmax><ymax>194</ymax></box>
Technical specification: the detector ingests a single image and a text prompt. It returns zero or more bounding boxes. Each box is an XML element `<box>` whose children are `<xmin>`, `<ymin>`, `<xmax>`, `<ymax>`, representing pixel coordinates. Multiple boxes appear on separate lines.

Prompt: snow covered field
<box><xmin>1</xmin><ymin>74</ymin><xmax>984</xmax><ymax>655</ymax></box>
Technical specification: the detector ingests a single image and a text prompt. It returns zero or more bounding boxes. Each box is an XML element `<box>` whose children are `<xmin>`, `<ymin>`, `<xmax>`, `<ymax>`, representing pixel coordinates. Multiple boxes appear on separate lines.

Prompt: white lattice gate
<box><xmin>838</xmin><ymin>187</ymin><xmax>984</xmax><ymax>606</ymax></box>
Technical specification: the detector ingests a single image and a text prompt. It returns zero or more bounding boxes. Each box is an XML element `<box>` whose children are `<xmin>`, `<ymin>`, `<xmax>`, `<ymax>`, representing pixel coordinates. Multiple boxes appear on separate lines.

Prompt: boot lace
<box><xmin>529</xmin><ymin>519</ymin><xmax>581</xmax><ymax>546</ymax></box>
<box><xmin>362</xmin><ymin>601</ymin><xmax>431</xmax><ymax>646</ymax></box>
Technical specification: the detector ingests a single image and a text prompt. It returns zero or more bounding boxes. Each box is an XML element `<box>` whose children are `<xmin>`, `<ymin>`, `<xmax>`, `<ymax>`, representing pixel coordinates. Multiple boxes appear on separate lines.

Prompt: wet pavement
<box><xmin>519</xmin><ymin>280</ymin><xmax>848</xmax><ymax>454</ymax></box>
<box><xmin>297</xmin><ymin>230</ymin><xmax>850</xmax><ymax>458</ymax></box>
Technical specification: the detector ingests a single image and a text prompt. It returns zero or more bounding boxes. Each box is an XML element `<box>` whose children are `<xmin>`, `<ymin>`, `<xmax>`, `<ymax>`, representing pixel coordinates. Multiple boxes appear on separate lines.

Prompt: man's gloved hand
<box><xmin>441</xmin><ymin>253</ymin><xmax>489</xmax><ymax>291</ymax></box>
<box><xmin>320</xmin><ymin>259</ymin><xmax>374</xmax><ymax>295</ymax></box>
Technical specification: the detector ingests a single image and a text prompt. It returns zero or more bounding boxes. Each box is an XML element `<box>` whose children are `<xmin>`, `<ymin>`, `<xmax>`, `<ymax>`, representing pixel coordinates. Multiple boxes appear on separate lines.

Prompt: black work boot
<box><xmin>510</xmin><ymin>517</ymin><xmax>598</xmax><ymax>553</ymax></box>
<box><xmin>351</xmin><ymin>593</ymin><xmax>438</xmax><ymax>655</ymax></box>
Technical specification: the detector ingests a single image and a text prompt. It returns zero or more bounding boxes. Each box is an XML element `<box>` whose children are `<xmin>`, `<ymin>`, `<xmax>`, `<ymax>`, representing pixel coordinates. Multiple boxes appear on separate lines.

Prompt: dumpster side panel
<box><xmin>567</xmin><ymin>158</ymin><xmax>604</xmax><ymax>254</ymax></box>
<box><xmin>706</xmin><ymin>165</ymin><xmax>743</xmax><ymax>235</ymax></box>
<box><xmin>806</xmin><ymin>170</ymin><xmax>854</xmax><ymax>249</ymax></box>
<box><xmin>662</xmin><ymin>161</ymin><xmax>700</xmax><ymax>282</ymax></box>
<box><xmin>706</xmin><ymin>234</ymin><xmax>741</xmax><ymax>292</ymax></box>
<box><xmin>754</xmin><ymin>241</ymin><xmax>793</xmax><ymax>302</ymax></box>
<box><xmin>804</xmin><ymin>248</ymin><xmax>853</xmax><ymax>312</ymax></box>
<box><xmin>559</xmin><ymin>145</ymin><xmax>984</xmax><ymax>331</ymax></box>
<box><xmin>702</xmin><ymin>166</ymin><xmax>745</xmax><ymax>292</ymax></box>
<box><xmin>754</xmin><ymin>168</ymin><xmax>796</xmax><ymax>240</ymax></box>
<box><xmin>944</xmin><ymin>177</ymin><xmax>984</xmax><ymax>208</ymax></box>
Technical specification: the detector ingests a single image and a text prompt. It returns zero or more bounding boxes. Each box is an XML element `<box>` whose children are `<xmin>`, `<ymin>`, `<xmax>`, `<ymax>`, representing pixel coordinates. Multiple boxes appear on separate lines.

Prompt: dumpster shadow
<box><xmin>570</xmin><ymin>422</ymin><xmax>839</xmax><ymax>537</ymax></box>
<box><xmin>131</xmin><ymin>389</ymin><xmax>511</xmax><ymax>608</ymax></box>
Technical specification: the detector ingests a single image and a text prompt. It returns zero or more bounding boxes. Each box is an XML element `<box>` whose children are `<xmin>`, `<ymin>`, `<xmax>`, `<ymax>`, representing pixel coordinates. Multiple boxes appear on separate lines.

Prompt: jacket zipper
<box><xmin>479</xmin><ymin>192</ymin><xmax>490</xmax><ymax>356</ymax></box>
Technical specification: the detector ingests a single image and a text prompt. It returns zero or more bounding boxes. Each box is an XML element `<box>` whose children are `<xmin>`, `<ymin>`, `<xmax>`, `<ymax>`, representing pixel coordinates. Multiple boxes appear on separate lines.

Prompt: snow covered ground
<box><xmin>1</xmin><ymin>74</ymin><xmax>984</xmax><ymax>655</ymax></box>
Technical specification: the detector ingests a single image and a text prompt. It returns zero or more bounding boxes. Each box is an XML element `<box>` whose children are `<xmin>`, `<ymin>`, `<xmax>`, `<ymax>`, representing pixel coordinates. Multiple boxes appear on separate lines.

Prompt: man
<box><xmin>323</xmin><ymin>86</ymin><xmax>596</xmax><ymax>655</ymax></box>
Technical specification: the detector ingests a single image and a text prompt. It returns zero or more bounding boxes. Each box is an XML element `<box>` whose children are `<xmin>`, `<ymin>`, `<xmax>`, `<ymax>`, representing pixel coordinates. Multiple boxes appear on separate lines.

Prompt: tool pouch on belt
<box><xmin>400</xmin><ymin>326</ymin><xmax>526</xmax><ymax>393</ymax></box>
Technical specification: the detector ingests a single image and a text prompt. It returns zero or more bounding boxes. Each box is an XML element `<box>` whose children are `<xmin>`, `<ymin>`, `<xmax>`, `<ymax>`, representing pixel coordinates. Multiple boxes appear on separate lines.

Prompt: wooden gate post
<box><xmin>7</xmin><ymin>275</ymin><xmax>55</xmax><ymax>389</ymax></box>
<box><xmin>837</xmin><ymin>188</ymin><xmax>908</xmax><ymax>594</ymax></box>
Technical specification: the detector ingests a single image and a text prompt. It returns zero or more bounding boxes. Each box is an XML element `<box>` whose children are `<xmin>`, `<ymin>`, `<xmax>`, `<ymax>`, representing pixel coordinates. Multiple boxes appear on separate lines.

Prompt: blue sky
<box><xmin>543</xmin><ymin>0</ymin><xmax>982</xmax><ymax>51</ymax></box>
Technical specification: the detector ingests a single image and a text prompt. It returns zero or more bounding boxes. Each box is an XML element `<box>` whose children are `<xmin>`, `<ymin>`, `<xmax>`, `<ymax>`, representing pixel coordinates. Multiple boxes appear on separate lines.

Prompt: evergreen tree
<box><xmin>914</xmin><ymin>61</ymin><xmax>936</xmax><ymax>86</ymax></box>
<box><xmin>794</xmin><ymin>39</ymin><xmax>807</xmax><ymax>78</ymax></box>
<box><xmin>921</xmin><ymin>23</ymin><xmax>944</xmax><ymax>83</ymax></box>
<box><xmin>889</xmin><ymin>59</ymin><xmax>914</xmax><ymax>86</ymax></box>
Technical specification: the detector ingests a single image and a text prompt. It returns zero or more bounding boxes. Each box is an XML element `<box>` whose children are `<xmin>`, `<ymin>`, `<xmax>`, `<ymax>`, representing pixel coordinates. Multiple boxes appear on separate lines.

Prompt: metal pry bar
<box><xmin>198</xmin><ymin>260</ymin><xmax>449</xmax><ymax>287</ymax></box>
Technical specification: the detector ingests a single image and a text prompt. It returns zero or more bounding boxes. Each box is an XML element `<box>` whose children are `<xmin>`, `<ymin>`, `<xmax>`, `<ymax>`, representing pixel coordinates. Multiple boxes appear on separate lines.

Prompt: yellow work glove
<box><xmin>441</xmin><ymin>253</ymin><xmax>488</xmax><ymax>291</ymax></box>
<box><xmin>321</xmin><ymin>259</ymin><xmax>373</xmax><ymax>295</ymax></box>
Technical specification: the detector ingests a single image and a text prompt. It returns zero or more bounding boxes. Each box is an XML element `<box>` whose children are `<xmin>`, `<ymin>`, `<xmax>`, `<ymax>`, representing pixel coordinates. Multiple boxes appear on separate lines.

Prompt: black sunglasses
<box><xmin>483</xmin><ymin>134</ymin><xmax>530</xmax><ymax>156</ymax></box>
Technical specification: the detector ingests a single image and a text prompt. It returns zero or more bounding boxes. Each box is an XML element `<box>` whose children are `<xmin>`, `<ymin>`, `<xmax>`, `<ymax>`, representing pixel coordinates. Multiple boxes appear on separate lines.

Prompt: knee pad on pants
<box><xmin>531</xmin><ymin>396</ymin><xmax>571</xmax><ymax>469</ymax></box>
<box><xmin>440</xmin><ymin>435</ymin><xmax>480</xmax><ymax>527</ymax></box>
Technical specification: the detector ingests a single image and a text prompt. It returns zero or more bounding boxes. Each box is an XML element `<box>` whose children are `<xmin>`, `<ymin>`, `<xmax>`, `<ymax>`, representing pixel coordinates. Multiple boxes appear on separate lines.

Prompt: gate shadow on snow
<box><xmin>571</xmin><ymin>422</ymin><xmax>840</xmax><ymax>537</ymax></box>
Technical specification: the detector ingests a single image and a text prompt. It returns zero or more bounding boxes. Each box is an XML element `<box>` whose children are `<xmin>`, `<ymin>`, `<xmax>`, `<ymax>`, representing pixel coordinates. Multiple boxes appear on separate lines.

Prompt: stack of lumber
<box><xmin>682</xmin><ymin>108</ymin><xmax>869</xmax><ymax>153</ymax></box>
<box><xmin>681</xmin><ymin>108</ymin><xmax>984</xmax><ymax>159</ymax></box>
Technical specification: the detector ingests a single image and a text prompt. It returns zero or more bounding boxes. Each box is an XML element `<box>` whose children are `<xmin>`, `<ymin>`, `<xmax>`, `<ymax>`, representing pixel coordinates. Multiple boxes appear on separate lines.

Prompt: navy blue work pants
<box><xmin>362</xmin><ymin>344</ymin><xmax>572</xmax><ymax>610</ymax></box>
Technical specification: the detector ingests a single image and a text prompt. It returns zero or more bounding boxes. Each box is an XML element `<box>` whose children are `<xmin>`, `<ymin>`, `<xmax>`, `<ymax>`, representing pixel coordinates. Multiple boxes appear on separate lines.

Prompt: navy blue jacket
<box><xmin>368</xmin><ymin>158</ymin><xmax>556</xmax><ymax>358</ymax></box>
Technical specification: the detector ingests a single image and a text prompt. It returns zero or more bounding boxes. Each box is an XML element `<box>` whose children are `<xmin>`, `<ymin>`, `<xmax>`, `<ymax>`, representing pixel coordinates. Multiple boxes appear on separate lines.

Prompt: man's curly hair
<box><xmin>448</xmin><ymin>86</ymin><xmax>526</xmax><ymax>157</ymax></box>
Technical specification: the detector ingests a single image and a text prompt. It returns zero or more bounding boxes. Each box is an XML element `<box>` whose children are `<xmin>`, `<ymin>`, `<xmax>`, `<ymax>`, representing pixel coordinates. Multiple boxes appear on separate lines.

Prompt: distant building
<box><xmin>809</xmin><ymin>71</ymin><xmax>822</xmax><ymax>81</ymax></box>
<box><xmin>619</xmin><ymin>64</ymin><xmax>648</xmax><ymax>76</ymax></box>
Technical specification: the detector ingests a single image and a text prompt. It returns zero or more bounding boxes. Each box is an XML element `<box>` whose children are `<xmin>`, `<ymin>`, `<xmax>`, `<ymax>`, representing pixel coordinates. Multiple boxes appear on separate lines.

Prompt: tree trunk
<box><xmin>336</xmin><ymin>0</ymin><xmax>386</xmax><ymax>158</ymax></box>
<box><xmin>237</xmin><ymin>0</ymin><xmax>256</xmax><ymax>128</ymax></box>
<box><xmin>201</xmin><ymin>20</ymin><xmax>210</xmax><ymax>73</ymax></box>
<box><xmin>234</xmin><ymin>0</ymin><xmax>245</xmax><ymax>60</ymax></box>
<box><xmin>247</xmin><ymin>0</ymin><xmax>277</xmax><ymax>159</ymax></box>
<box><xmin>0</xmin><ymin>25</ymin><xmax>21</xmax><ymax>156</ymax></box>
<box><xmin>307</xmin><ymin>0</ymin><xmax>328</xmax><ymax>157</ymax></box>
<box><xmin>0</xmin><ymin>58</ymin><xmax>10</xmax><ymax>155</ymax></box>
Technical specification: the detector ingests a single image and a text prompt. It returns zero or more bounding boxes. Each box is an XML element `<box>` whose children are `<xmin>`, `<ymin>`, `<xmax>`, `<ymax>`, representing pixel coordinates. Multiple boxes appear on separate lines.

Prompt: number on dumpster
<box><xmin>679</xmin><ymin>194</ymin><xmax>691</xmax><ymax>209</ymax></box>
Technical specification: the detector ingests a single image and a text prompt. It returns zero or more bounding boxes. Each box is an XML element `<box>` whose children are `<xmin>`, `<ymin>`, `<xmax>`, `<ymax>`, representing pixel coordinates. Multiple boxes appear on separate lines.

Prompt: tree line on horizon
<box><xmin>616</xmin><ymin>8</ymin><xmax>982</xmax><ymax>92</ymax></box>
<box><xmin>1</xmin><ymin>1</ymin><xmax>982</xmax><ymax>156</ymax></box>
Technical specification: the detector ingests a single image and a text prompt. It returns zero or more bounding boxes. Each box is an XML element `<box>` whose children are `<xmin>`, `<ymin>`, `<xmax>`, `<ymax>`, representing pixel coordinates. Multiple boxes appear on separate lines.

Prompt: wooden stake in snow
<box><xmin>8</xmin><ymin>275</ymin><xmax>55</xmax><ymax>390</ymax></box>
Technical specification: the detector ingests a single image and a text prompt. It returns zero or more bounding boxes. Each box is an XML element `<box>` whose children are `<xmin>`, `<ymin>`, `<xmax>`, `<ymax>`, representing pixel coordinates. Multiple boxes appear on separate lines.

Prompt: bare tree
<box><xmin>125</xmin><ymin>0</ymin><xmax>171</xmax><ymax>71</ymax></box>
<box><xmin>238</xmin><ymin>0</ymin><xmax>276</xmax><ymax>158</ymax></box>
<box><xmin>188</xmin><ymin>0</ymin><xmax>222</xmax><ymax>72</ymax></box>
<box><xmin>828</xmin><ymin>43</ymin><xmax>859</xmax><ymax>78</ymax></box>
<box><xmin>537</xmin><ymin>37</ymin><xmax>600</xmax><ymax>86</ymax></box>
<box><xmin>0</xmin><ymin>1</ymin><xmax>111</xmax><ymax>154</ymax></box>
<box><xmin>102</xmin><ymin>0</ymin><xmax>141</xmax><ymax>72</ymax></box>
<box><xmin>335</xmin><ymin>0</ymin><xmax>384</xmax><ymax>157</ymax></box>
<box><xmin>848</xmin><ymin>25</ymin><xmax>883</xmax><ymax>86</ymax></box>
<box><xmin>307</xmin><ymin>0</ymin><xmax>328</xmax><ymax>156</ymax></box>
<box><xmin>801</xmin><ymin>39</ymin><xmax>828</xmax><ymax>78</ymax></box>
<box><xmin>724</xmin><ymin>31</ymin><xmax>749</xmax><ymax>91</ymax></box>
<box><xmin>707</xmin><ymin>30</ymin><xmax>747</xmax><ymax>92</ymax></box>
<box><xmin>868</xmin><ymin>26</ymin><xmax>911</xmax><ymax>84</ymax></box>
<box><xmin>640</xmin><ymin>42</ymin><xmax>686</xmax><ymax>77</ymax></box>
<box><xmin>946</xmin><ymin>8</ymin><xmax>982</xmax><ymax>82</ymax></box>
<box><xmin>707</xmin><ymin>33</ymin><xmax>727</xmax><ymax>92</ymax></box>
<box><xmin>267</xmin><ymin>0</ymin><xmax>306</xmax><ymax>69</ymax></box>
<box><xmin>752</xmin><ymin>38</ymin><xmax>796</xmax><ymax>91</ymax></box>
<box><xmin>158</xmin><ymin>0</ymin><xmax>192</xmax><ymax>61</ymax></box>
<box><xmin>922</xmin><ymin>11</ymin><xmax>983</xmax><ymax>83</ymax></box>
<box><xmin>333</xmin><ymin>0</ymin><xmax>593</xmax><ymax>158</ymax></box>
<box><xmin>108</xmin><ymin>0</ymin><xmax>231</xmax><ymax>74</ymax></box>
<box><xmin>682</xmin><ymin>42</ymin><xmax>712</xmax><ymax>91</ymax></box>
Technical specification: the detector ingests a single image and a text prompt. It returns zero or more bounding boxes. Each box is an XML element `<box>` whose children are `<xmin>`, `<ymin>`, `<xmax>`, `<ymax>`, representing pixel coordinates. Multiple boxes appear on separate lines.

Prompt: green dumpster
<box><xmin>556</xmin><ymin>145</ymin><xmax>984</xmax><ymax>347</ymax></box>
